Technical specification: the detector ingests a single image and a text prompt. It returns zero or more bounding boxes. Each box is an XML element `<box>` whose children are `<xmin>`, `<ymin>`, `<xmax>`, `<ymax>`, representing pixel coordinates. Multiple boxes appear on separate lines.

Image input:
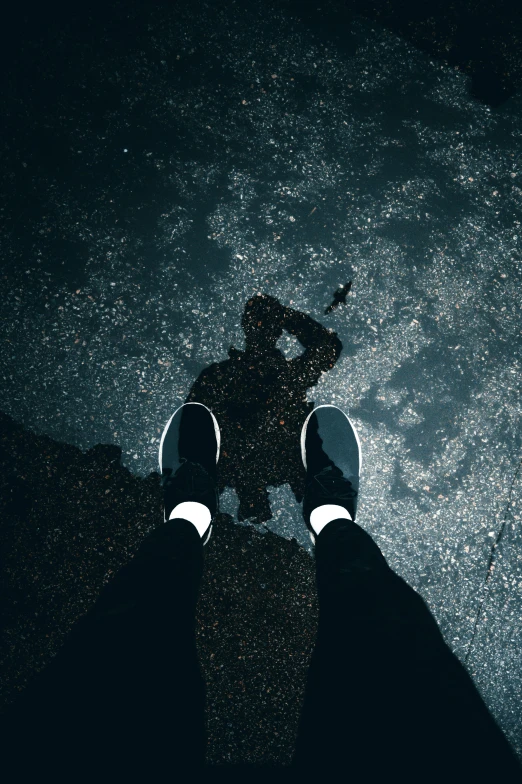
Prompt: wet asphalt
<box><xmin>1</xmin><ymin>0</ymin><xmax>521</xmax><ymax>766</ymax></box>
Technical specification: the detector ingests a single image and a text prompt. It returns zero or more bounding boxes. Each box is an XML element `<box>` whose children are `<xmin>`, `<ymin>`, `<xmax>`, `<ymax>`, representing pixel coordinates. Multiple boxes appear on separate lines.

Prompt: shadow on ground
<box><xmin>187</xmin><ymin>295</ymin><xmax>342</xmax><ymax>523</ymax></box>
<box><xmin>0</xmin><ymin>411</ymin><xmax>318</xmax><ymax>765</ymax></box>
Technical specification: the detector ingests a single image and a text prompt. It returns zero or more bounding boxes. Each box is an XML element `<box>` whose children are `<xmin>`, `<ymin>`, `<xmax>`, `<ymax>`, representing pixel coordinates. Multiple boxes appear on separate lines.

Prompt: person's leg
<box><xmin>3</xmin><ymin>402</ymin><xmax>221</xmax><ymax>780</ymax></box>
<box><xmin>293</xmin><ymin>517</ymin><xmax>521</xmax><ymax>781</ymax></box>
<box><xmin>292</xmin><ymin>405</ymin><xmax>521</xmax><ymax>781</ymax></box>
<box><xmin>2</xmin><ymin>516</ymin><xmax>206</xmax><ymax>780</ymax></box>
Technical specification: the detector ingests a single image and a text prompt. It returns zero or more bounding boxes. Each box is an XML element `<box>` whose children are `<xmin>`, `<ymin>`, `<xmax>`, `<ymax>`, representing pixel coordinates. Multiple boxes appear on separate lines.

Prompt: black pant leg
<box><xmin>2</xmin><ymin>518</ymin><xmax>206</xmax><ymax>780</ymax></box>
<box><xmin>292</xmin><ymin>519</ymin><xmax>521</xmax><ymax>782</ymax></box>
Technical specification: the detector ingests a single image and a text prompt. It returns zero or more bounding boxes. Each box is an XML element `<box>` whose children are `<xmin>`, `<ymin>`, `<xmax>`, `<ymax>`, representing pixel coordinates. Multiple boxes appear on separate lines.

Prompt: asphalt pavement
<box><xmin>1</xmin><ymin>0</ymin><xmax>521</xmax><ymax>765</ymax></box>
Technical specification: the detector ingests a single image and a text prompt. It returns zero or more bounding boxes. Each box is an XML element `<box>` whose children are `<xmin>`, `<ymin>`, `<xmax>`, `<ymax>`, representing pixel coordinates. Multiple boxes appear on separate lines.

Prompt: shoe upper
<box><xmin>301</xmin><ymin>405</ymin><xmax>361</xmax><ymax>534</ymax></box>
<box><xmin>159</xmin><ymin>403</ymin><xmax>220</xmax><ymax>522</ymax></box>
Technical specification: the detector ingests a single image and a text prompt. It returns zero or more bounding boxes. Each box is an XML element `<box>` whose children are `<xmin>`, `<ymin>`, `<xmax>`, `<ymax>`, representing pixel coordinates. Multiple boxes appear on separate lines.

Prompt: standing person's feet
<box><xmin>300</xmin><ymin>404</ymin><xmax>361</xmax><ymax>544</ymax></box>
<box><xmin>159</xmin><ymin>402</ymin><xmax>220</xmax><ymax>544</ymax></box>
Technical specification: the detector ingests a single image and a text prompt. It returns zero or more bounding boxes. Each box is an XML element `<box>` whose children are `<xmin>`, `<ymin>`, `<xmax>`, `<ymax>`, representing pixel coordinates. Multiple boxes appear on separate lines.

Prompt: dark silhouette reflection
<box><xmin>324</xmin><ymin>280</ymin><xmax>352</xmax><ymax>314</ymax></box>
<box><xmin>187</xmin><ymin>295</ymin><xmax>342</xmax><ymax>523</ymax></box>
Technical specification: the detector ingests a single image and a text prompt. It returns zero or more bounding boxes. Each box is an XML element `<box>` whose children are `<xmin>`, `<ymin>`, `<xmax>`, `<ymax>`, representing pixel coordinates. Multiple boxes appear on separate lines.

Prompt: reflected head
<box><xmin>242</xmin><ymin>295</ymin><xmax>284</xmax><ymax>352</ymax></box>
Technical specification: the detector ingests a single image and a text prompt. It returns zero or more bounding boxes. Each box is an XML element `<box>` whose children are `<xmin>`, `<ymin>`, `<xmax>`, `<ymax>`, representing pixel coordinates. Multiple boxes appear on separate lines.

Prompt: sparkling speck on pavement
<box><xmin>1</xmin><ymin>0</ymin><xmax>521</xmax><ymax>765</ymax></box>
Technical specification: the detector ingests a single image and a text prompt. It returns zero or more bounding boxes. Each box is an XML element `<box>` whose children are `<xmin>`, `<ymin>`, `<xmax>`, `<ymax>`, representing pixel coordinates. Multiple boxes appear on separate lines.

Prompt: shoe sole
<box><xmin>159</xmin><ymin>401</ymin><xmax>221</xmax><ymax>474</ymax></box>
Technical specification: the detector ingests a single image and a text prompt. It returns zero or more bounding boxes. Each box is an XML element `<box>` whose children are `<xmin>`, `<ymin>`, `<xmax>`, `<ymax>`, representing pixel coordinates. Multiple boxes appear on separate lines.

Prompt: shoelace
<box><xmin>162</xmin><ymin>459</ymin><xmax>212</xmax><ymax>489</ymax></box>
<box><xmin>312</xmin><ymin>465</ymin><xmax>357</xmax><ymax>500</ymax></box>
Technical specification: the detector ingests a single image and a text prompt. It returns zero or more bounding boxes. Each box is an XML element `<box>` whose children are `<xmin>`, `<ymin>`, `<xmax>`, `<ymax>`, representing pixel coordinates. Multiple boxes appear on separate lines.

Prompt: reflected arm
<box><xmin>284</xmin><ymin>307</ymin><xmax>342</xmax><ymax>386</ymax></box>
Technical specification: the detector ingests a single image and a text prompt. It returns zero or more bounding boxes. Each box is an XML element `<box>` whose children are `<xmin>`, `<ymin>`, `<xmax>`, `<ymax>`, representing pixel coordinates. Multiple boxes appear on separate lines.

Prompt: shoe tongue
<box><xmin>178</xmin><ymin>459</ymin><xmax>209</xmax><ymax>477</ymax></box>
<box><xmin>313</xmin><ymin>466</ymin><xmax>356</xmax><ymax>499</ymax></box>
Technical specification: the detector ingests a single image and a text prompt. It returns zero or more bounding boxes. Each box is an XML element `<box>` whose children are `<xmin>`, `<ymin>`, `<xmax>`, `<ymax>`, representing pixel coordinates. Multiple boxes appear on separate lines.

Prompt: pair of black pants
<box><xmin>3</xmin><ymin>518</ymin><xmax>521</xmax><ymax>781</ymax></box>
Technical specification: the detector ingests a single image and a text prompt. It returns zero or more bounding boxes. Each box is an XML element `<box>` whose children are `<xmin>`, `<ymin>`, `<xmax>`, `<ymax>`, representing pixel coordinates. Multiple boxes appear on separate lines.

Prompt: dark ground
<box><xmin>0</xmin><ymin>411</ymin><xmax>318</xmax><ymax>764</ymax></box>
<box><xmin>1</xmin><ymin>0</ymin><xmax>521</xmax><ymax>769</ymax></box>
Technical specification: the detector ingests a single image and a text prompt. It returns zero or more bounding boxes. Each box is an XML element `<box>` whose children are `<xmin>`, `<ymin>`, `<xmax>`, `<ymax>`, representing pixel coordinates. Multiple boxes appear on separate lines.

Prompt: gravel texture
<box><xmin>1</xmin><ymin>0</ymin><xmax>521</xmax><ymax>765</ymax></box>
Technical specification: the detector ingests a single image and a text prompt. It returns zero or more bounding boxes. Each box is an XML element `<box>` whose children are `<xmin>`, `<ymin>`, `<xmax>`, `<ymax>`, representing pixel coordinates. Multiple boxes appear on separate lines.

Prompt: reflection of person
<box><xmin>5</xmin><ymin>402</ymin><xmax>521</xmax><ymax>781</ymax></box>
<box><xmin>187</xmin><ymin>294</ymin><xmax>342</xmax><ymax>522</ymax></box>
